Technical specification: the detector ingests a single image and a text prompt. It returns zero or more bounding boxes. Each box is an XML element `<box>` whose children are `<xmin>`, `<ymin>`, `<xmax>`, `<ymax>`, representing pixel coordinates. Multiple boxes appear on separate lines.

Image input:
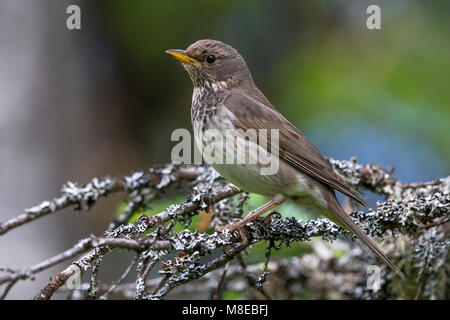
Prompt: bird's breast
<box><xmin>191</xmin><ymin>104</ymin><xmax>236</xmax><ymax>153</ymax></box>
<box><xmin>191</xmin><ymin>103</ymin><xmax>324</xmax><ymax>203</ymax></box>
<box><xmin>191</xmin><ymin>82</ymin><xmax>231</xmax><ymax>139</ymax></box>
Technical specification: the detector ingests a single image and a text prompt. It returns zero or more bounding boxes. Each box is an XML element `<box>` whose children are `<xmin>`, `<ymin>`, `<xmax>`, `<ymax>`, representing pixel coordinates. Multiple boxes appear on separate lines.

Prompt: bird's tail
<box><xmin>322</xmin><ymin>192</ymin><xmax>404</xmax><ymax>278</ymax></box>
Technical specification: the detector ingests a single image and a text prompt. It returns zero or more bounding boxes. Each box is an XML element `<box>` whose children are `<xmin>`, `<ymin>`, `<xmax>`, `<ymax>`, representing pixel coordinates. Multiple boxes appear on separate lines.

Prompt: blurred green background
<box><xmin>93</xmin><ymin>0</ymin><xmax>450</xmax><ymax>298</ymax></box>
<box><xmin>97</xmin><ymin>0</ymin><xmax>449</xmax><ymax>179</ymax></box>
<box><xmin>1</xmin><ymin>0</ymin><xmax>448</xmax><ymax>299</ymax></box>
<box><xmin>101</xmin><ymin>0</ymin><xmax>449</xmax><ymax>228</ymax></box>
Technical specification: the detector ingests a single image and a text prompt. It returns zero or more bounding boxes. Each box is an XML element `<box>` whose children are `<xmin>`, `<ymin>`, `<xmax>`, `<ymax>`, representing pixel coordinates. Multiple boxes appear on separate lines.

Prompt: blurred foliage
<box><xmin>96</xmin><ymin>0</ymin><xmax>449</xmax><ymax>181</ymax></box>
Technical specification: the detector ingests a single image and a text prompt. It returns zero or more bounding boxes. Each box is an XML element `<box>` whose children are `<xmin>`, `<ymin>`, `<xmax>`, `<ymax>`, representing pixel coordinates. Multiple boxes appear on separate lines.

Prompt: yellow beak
<box><xmin>165</xmin><ymin>49</ymin><xmax>200</xmax><ymax>66</ymax></box>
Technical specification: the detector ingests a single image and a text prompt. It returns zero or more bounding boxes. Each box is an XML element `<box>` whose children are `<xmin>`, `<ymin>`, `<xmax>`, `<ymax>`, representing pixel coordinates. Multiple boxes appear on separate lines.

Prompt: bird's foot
<box><xmin>216</xmin><ymin>198</ymin><xmax>286</xmax><ymax>254</ymax></box>
<box><xmin>255</xmin><ymin>211</ymin><xmax>281</xmax><ymax>223</ymax></box>
<box><xmin>216</xmin><ymin>210</ymin><xmax>281</xmax><ymax>233</ymax></box>
<box><xmin>216</xmin><ymin>219</ymin><xmax>250</xmax><ymax>251</ymax></box>
<box><xmin>215</xmin><ymin>219</ymin><xmax>245</xmax><ymax>232</ymax></box>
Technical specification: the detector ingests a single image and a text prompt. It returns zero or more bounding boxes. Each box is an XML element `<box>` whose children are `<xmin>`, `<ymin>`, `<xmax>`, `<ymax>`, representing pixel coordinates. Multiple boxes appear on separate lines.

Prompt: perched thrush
<box><xmin>166</xmin><ymin>39</ymin><xmax>400</xmax><ymax>274</ymax></box>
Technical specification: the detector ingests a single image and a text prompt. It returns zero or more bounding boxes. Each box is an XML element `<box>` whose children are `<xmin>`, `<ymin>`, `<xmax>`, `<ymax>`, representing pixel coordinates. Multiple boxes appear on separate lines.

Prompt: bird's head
<box><xmin>166</xmin><ymin>39</ymin><xmax>252</xmax><ymax>88</ymax></box>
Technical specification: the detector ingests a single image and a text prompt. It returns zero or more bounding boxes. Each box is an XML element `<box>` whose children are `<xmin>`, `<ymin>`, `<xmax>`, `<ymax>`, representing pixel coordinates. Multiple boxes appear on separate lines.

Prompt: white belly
<box><xmin>192</xmin><ymin>107</ymin><xmax>298</xmax><ymax>197</ymax></box>
<box><xmin>191</xmin><ymin>105</ymin><xmax>328</xmax><ymax>211</ymax></box>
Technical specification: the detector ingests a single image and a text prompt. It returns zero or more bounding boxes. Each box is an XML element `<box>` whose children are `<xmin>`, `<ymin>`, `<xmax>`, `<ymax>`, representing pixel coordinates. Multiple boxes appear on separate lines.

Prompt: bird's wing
<box><xmin>223</xmin><ymin>90</ymin><xmax>369</xmax><ymax>208</ymax></box>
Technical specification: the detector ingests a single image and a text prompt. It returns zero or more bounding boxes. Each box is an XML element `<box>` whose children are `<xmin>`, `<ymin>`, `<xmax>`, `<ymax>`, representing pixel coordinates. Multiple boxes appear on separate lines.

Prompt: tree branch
<box><xmin>0</xmin><ymin>159</ymin><xmax>448</xmax><ymax>300</ymax></box>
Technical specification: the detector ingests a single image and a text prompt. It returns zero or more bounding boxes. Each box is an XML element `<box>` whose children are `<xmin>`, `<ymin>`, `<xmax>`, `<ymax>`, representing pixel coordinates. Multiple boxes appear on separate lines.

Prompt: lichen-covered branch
<box><xmin>59</xmin><ymin>248</ymin><xmax>389</xmax><ymax>300</ymax></box>
<box><xmin>0</xmin><ymin>159</ymin><xmax>448</xmax><ymax>300</ymax></box>
<box><xmin>0</xmin><ymin>164</ymin><xmax>204</xmax><ymax>236</ymax></box>
<box><xmin>31</xmin><ymin>183</ymin><xmax>240</xmax><ymax>300</ymax></box>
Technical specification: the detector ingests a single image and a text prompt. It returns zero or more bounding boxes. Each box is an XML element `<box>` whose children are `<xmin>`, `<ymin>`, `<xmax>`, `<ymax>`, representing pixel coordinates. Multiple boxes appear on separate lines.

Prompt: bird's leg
<box><xmin>217</xmin><ymin>195</ymin><xmax>286</xmax><ymax>232</ymax></box>
<box><xmin>255</xmin><ymin>210</ymin><xmax>282</xmax><ymax>223</ymax></box>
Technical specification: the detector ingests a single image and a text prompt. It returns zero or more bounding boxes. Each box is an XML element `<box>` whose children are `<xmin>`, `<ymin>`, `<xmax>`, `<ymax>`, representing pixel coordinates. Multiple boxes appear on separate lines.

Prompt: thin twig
<box><xmin>100</xmin><ymin>255</ymin><xmax>138</xmax><ymax>300</ymax></box>
<box><xmin>212</xmin><ymin>262</ymin><xmax>230</xmax><ymax>300</ymax></box>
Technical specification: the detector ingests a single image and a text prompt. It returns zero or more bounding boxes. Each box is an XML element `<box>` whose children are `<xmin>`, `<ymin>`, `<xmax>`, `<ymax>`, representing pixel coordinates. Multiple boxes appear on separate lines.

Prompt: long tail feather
<box><xmin>324</xmin><ymin>194</ymin><xmax>404</xmax><ymax>278</ymax></box>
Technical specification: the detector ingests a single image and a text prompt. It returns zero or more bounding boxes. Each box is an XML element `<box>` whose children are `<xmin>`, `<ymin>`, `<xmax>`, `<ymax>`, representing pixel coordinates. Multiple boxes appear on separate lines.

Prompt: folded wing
<box><xmin>223</xmin><ymin>90</ymin><xmax>369</xmax><ymax>208</ymax></box>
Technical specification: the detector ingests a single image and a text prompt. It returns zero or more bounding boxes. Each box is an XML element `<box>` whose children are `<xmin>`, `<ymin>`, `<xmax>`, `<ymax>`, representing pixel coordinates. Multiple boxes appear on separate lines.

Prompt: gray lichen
<box><xmin>2</xmin><ymin>159</ymin><xmax>448</xmax><ymax>300</ymax></box>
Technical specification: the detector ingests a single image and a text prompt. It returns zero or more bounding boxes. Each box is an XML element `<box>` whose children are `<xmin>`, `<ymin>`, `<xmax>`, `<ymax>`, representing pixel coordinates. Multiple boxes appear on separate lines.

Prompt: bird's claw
<box><xmin>216</xmin><ymin>219</ymin><xmax>249</xmax><ymax>247</ymax></box>
<box><xmin>215</xmin><ymin>218</ymin><xmax>243</xmax><ymax>232</ymax></box>
<box><xmin>255</xmin><ymin>211</ymin><xmax>281</xmax><ymax>223</ymax></box>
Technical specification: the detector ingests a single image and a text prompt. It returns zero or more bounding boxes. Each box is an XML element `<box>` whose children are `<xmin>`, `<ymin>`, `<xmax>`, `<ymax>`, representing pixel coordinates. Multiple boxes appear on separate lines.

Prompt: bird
<box><xmin>166</xmin><ymin>39</ymin><xmax>401</xmax><ymax>275</ymax></box>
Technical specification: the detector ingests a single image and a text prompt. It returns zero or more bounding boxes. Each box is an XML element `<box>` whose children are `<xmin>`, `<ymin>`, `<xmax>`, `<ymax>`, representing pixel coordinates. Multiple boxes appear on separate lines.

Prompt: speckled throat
<box><xmin>190</xmin><ymin>79</ymin><xmax>235</xmax><ymax>132</ymax></box>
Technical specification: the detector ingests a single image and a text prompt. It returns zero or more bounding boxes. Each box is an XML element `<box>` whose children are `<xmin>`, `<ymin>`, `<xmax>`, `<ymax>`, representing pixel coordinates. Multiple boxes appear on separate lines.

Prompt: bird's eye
<box><xmin>206</xmin><ymin>55</ymin><xmax>216</xmax><ymax>64</ymax></box>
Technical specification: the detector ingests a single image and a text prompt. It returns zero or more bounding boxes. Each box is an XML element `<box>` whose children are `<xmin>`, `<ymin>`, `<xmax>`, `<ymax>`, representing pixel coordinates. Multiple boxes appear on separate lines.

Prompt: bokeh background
<box><xmin>0</xmin><ymin>0</ymin><xmax>449</xmax><ymax>299</ymax></box>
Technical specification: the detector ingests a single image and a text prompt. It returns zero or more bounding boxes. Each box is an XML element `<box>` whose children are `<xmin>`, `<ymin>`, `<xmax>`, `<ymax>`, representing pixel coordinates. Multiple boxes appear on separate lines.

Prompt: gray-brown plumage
<box><xmin>166</xmin><ymin>39</ymin><xmax>401</xmax><ymax>275</ymax></box>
